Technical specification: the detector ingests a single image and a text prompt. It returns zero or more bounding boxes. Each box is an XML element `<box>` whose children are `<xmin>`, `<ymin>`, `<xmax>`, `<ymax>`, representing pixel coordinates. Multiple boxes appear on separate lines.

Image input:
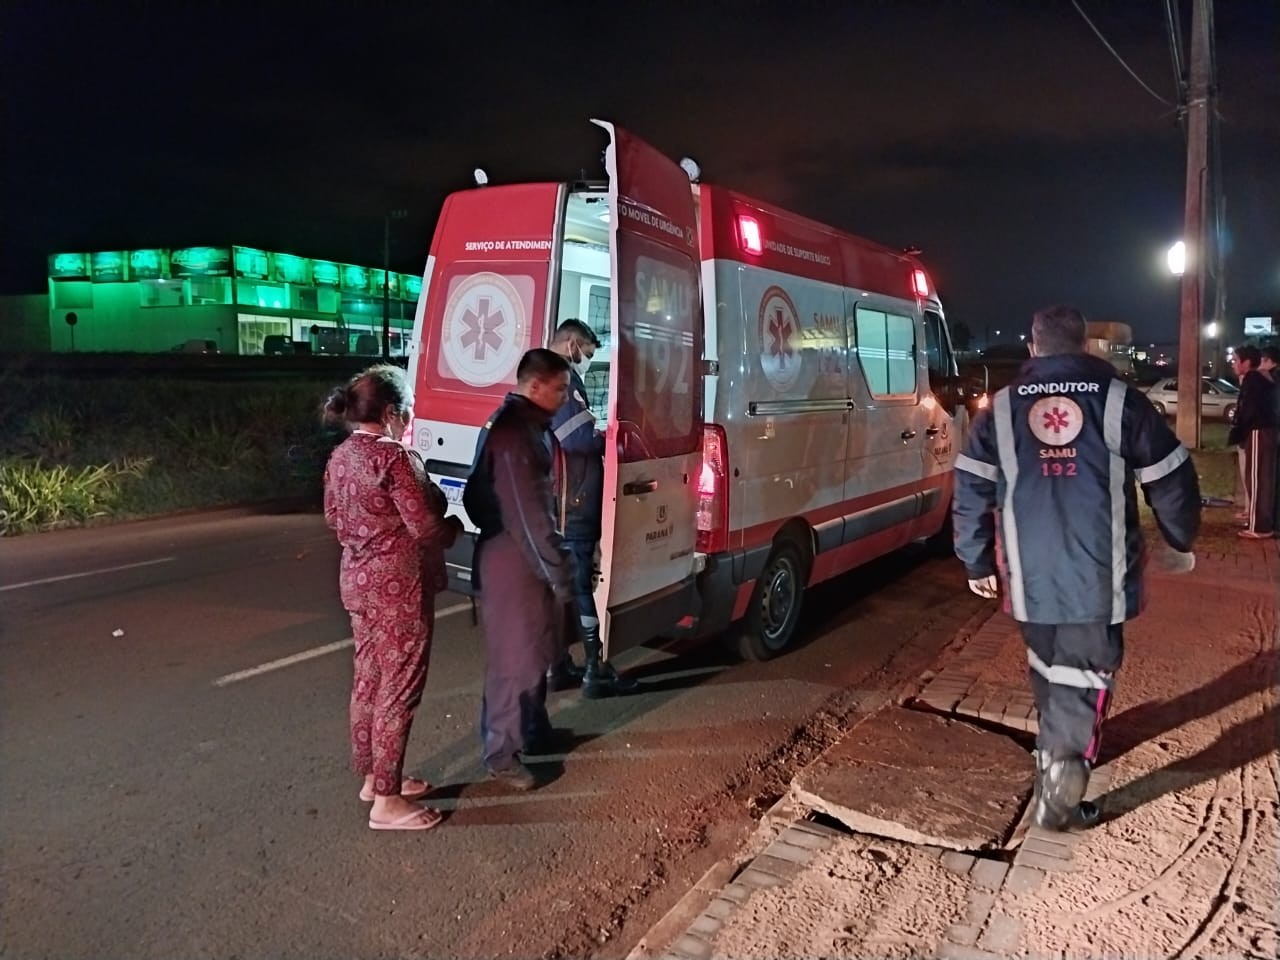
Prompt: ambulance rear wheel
<box><xmin>738</xmin><ymin>542</ymin><xmax>805</xmax><ymax>661</ymax></box>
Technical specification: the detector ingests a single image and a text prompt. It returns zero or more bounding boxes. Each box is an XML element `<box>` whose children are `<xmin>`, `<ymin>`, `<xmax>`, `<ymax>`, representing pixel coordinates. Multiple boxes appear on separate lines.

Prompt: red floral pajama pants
<box><xmin>349</xmin><ymin>607</ymin><xmax>432</xmax><ymax>796</ymax></box>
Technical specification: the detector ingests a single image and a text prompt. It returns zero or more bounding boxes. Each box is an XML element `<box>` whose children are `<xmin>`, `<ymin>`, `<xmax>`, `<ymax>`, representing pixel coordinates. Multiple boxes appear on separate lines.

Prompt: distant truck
<box><xmin>1085</xmin><ymin>321</ymin><xmax>1133</xmax><ymax>374</ymax></box>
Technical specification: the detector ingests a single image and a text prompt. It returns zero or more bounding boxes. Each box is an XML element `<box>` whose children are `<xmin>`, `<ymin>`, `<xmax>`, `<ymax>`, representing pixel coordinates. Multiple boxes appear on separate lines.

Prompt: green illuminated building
<box><xmin>45</xmin><ymin>245</ymin><xmax>423</xmax><ymax>355</ymax></box>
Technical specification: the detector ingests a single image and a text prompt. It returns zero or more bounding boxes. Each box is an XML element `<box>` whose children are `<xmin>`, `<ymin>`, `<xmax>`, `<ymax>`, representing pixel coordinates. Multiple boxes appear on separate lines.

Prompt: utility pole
<box><xmin>382</xmin><ymin>209</ymin><xmax>408</xmax><ymax>360</ymax></box>
<box><xmin>1174</xmin><ymin>0</ymin><xmax>1212</xmax><ymax>449</ymax></box>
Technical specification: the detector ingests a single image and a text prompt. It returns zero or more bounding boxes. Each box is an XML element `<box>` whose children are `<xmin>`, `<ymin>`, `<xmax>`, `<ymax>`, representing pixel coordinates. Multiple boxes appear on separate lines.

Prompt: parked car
<box><xmin>263</xmin><ymin>335</ymin><xmax>295</xmax><ymax>355</ymax></box>
<box><xmin>171</xmin><ymin>339</ymin><xmax>219</xmax><ymax>354</ymax></box>
<box><xmin>1143</xmin><ymin>377</ymin><xmax>1238</xmax><ymax>422</ymax></box>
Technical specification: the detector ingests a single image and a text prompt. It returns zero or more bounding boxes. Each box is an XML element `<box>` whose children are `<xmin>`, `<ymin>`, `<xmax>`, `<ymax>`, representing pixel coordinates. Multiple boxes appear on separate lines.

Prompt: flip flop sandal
<box><xmin>359</xmin><ymin>778</ymin><xmax>432</xmax><ymax>802</ymax></box>
<box><xmin>368</xmin><ymin>805</ymin><xmax>442</xmax><ymax>832</ymax></box>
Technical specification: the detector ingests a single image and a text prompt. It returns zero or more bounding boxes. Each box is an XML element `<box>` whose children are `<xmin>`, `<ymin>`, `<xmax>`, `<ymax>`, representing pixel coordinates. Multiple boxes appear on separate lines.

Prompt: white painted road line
<box><xmin>213</xmin><ymin>600</ymin><xmax>473</xmax><ymax>688</ymax></box>
<box><xmin>0</xmin><ymin>556</ymin><xmax>177</xmax><ymax>592</ymax></box>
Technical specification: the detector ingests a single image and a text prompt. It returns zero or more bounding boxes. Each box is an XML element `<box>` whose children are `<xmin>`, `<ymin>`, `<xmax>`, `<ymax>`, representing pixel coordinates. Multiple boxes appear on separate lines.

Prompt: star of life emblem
<box><xmin>757</xmin><ymin>285</ymin><xmax>802</xmax><ymax>393</ymax></box>
<box><xmin>440</xmin><ymin>272</ymin><xmax>529</xmax><ymax>387</ymax></box>
<box><xmin>1028</xmin><ymin>395</ymin><xmax>1084</xmax><ymax>446</ymax></box>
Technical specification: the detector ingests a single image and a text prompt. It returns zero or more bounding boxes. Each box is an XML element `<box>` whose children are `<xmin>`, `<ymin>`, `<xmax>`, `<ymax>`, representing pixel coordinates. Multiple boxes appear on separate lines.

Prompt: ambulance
<box><xmin>407</xmin><ymin>121</ymin><xmax>965</xmax><ymax>662</ymax></box>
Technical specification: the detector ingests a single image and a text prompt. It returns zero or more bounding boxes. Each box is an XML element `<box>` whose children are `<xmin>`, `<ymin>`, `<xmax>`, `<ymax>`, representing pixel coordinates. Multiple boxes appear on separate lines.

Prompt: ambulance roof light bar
<box><xmin>737</xmin><ymin>215</ymin><xmax>763</xmax><ymax>256</ymax></box>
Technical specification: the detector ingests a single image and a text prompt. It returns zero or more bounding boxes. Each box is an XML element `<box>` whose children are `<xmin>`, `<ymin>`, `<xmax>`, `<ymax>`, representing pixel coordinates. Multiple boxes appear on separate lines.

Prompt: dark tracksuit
<box><xmin>464</xmin><ymin>394</ymin><xmax>574</xmax><ymax>773</ymax></box>
<box><xmin>1228</xmin><ymin>369</ymin><xmax>1277</xmax><ymax>535</ymax></box>
<box><xmin>953</xmin><ymin>354</ymin><xmax>1200</xmax><ymax>765</ymax></box>
<box><xmin>550</xmin><ymin>369</ymin><xmax>605</xmax><ymax>632</ymax></box>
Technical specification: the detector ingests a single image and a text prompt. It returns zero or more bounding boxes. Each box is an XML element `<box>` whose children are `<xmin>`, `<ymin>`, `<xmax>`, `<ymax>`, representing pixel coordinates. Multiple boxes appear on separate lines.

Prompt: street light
<box><xmin>1167</xmin><ymin>241</ymin><xmax>1186</xmax><ymax>277</ymax></box>
<box><xmin>383</xmin><ymin>208</ymin><xmax>409</xmax><ymax>360</ymax></box>
<box><xmin>1205</xmin><ymin>322</ymin><xmax>1218</xmax><ymax>339</ymax></box>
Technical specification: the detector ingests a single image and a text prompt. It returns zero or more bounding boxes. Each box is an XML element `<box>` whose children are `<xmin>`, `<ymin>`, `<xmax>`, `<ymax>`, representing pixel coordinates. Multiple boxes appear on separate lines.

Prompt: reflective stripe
<box><xmin>1027</xmin><ymin>647</ymin><xmax>1114</xmax><ymax>690</ymax></box>
<box><xmin>553</xmin><ymin>408</ymin><xmax>596</xmax><ymax>442</ymax></box>
<box><xmin>1103</xmin><ymin>380</ymin><xmax>1127</xmax><ymax>624</ymax></box>
<box><xmin>955</xmin><ymin>453</ymin><xmax>999</xmax><ymax>482</ymax></box>
<box><xmin>993</xmin><ymin>389</ymin><xmax>1028</xmax><ymax>620</ymax></box>
<box><xmin>1134</xmin><ymin>444</ymin><xmax>1190</xmax><ymax>485</ymax></box>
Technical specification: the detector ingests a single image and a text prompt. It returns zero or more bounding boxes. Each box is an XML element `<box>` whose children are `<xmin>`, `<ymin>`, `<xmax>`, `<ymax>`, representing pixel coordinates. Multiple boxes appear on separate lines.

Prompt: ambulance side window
<box><xmin>855</xmin><ymin>306</ymin><xmax>917</xmax><ymax>398</ymax></box>
<box><xmin>923</xmin><ymin>310</ymin><xmax>954</xmax><ymax>393</ymax></box>
<box><xmin>584</xmin><ymin>365</ymin><xmax>610</xmax><ymax>413</ymax></box>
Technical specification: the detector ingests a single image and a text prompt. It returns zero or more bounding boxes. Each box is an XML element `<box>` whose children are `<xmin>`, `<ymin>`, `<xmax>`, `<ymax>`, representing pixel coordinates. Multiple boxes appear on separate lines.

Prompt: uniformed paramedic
<box><xmin>463</xmin><ymin>348</ymin><xmax>574</xmax><ymax>790</ymax></box>
<box><xmin>952</xmin><ymin>305</ymin><xmax>1200</xmax><ymax>831</ymax></box>
<box><xmin>546</xmin><ymin>319</ymin><xmax>639</xmax><ymax>698</ymax></box>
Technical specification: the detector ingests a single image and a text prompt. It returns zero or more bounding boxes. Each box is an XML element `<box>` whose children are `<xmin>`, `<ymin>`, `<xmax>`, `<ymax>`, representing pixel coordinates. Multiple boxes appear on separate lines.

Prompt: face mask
<box><xmin>570</xmin><ymin>349</ymin><xmax>593</xmax><ymax>380</ymax></box>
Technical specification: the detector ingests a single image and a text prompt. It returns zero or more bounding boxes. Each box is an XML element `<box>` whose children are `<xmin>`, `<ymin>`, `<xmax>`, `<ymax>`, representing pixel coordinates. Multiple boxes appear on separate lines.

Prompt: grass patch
<box><xmin>2</xmin><ymin>375</ymin><xmax>343</xmax><ymax>535</ymax></box>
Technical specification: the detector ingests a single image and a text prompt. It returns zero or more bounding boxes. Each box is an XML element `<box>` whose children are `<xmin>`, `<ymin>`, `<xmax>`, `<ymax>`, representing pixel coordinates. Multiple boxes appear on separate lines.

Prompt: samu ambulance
<box><xmin>407</xmin><ymin>121</ymin><xmax>965</xmax><ymax>662</ymax></box>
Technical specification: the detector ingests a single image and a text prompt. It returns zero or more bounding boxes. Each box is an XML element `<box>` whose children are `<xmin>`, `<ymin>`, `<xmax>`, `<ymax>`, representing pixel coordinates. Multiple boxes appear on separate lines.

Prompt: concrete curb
<box><xmin>625</xmin><ymin>600</ymin><xmax>1010</xmax><ymax>960</ymax></box>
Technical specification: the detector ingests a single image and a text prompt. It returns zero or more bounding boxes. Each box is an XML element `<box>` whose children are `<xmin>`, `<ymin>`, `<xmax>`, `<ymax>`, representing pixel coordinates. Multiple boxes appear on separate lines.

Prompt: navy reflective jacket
<box><xmin>549</xmin><ymin>368</ymin><xmax>605</xmax><ymax>541</ymax></box>
<box><xmin>953</xmin><ymin>353</ymin><xmax>1200</xmax><ymax>625</ymax></box>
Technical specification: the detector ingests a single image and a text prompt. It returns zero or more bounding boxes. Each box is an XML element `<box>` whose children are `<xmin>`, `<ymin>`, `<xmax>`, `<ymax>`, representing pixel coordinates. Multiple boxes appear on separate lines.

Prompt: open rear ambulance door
<box><xmin>407</xmin><ymin>182</ymin><xmax>563</xmax><ymax>593</ymax></box>
<box><xmin>591</xmin><ymin>120</ymin><xmax>704</xmax><ymax>659</ymax></box>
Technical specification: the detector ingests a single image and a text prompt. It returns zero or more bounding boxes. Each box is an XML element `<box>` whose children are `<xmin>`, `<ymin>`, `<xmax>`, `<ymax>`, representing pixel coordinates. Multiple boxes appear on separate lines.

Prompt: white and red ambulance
<box><xmin>407</xmin><ymin>121</ymin><xmax>965</xmax><ymax>662</ymax></box>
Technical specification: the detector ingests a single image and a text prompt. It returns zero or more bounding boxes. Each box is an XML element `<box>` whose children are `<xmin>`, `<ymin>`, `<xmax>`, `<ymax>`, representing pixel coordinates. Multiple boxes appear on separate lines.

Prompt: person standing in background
<box><xmin>1256</xmin><ymin>345</ymin><xmax>1280</xmax><ymax>530</ymax></box>
<box><xmin>1229</xmin><ymin>345</ymin><xmax>1276</xmax><ymax>539</ymax></box>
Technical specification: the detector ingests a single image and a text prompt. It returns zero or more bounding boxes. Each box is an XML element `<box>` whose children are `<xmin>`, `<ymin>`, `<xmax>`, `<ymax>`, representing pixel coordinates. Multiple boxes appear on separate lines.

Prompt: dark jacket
<box><xmin>463</xmin><ymin>393</ymin><xmax>573</xmax><ymax>598</ymax></box>
<box><xmin>953</xmin><ymin>353</ymin><xmax>1200</xmax><ymax>625</ymax></box>
<box><xmin>550</xmin><ymin>369</ymin><xmax>605</xmax><ymax>541</ymax></box>
<box><xmin>1228</xmin><ymin>369</ymin><xmax>1277</xmax><ymax>446</ymax></box>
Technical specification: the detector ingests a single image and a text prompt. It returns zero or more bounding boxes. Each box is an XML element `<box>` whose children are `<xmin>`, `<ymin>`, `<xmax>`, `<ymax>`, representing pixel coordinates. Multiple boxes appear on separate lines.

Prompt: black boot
<box><xmin>580</xmin><ymin>626</ymin><xmax>639</xmax><ymax>699</ymax></box>
<box><xmin>546</xmin><ymin>651</ymin><xmax>585</xmax><ymax>692</ymax></box>
<box><xmin>1031</xmin><ymin>751</ymin><xmax>1092</xmax><ymax>831</ymax></box>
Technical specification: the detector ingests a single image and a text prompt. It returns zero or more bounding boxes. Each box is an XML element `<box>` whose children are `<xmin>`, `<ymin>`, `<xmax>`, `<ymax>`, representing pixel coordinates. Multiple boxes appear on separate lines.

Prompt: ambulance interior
<box><xmin>559</xmin><ymin>192</ymin><xmax>613</xmax><ymax>412</ymax></box>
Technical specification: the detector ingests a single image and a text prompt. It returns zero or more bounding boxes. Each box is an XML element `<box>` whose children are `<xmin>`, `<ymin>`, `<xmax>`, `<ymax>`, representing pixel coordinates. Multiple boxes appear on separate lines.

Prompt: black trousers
<box><xmin>1242</xmin><ymin>429</ymin><xmax>1277</xmax><ymax>534</ymax></box>
<box><xmin>1020</xmin><ymin>622</ymin><xmax>1124</xmax><ymax>764</ymax></box>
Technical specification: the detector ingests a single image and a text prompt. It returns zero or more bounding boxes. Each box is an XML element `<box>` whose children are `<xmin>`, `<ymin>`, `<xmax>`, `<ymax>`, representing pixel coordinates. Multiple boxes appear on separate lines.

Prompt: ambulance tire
<box><xmin>737</xmin><ymin>542</ymin><xmax>806</xmax><ymax>661</ymax></box>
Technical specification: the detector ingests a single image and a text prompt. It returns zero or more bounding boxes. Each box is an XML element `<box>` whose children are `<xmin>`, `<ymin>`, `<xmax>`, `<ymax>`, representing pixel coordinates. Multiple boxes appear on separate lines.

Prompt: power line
<box><xmin>1164</xmin><ymin>0</ymin><xmax>1187</xmax><ymax>104</ymax></box>
<box><xmin>1070</xmin><ymin>0</ymin><xmax>1176</xmax><ymax>107</ymax></box>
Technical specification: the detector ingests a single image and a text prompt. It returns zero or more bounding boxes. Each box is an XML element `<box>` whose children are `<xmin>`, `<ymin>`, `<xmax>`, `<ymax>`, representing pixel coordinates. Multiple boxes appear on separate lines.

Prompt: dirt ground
<box><xmin>698</xmin><ymin>515</ymin><xmax>1279</xmax><ymax>959</ymax></box>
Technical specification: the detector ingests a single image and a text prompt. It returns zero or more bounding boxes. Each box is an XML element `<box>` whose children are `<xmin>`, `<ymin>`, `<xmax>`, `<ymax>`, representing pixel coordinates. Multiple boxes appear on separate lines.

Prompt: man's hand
<box><xmin>967</xmin><ymin>575</ymin><xmax>999</xmax><ymax>599</ymax></box>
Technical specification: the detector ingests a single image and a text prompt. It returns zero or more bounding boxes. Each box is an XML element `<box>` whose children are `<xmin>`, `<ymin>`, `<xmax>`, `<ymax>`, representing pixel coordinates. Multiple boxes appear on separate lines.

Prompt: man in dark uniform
<box><xmin>545</xmin><ymin>318</ymin><xmax>638</xmax><ymax>698</ymax></box>
<box><xmin>953</xmin><ymin>305</ymin><xmax>1200</xmax><ymax>830</ymax></box>
<box><xmin>1228</xmin><ymin>345</ymin><xmax>1276</xmax><ymax>539</ymax></box>
<box><xmin>463</xmin><ymin>348</ymin><xmax>574</xmax><ymax>789</ymax></box>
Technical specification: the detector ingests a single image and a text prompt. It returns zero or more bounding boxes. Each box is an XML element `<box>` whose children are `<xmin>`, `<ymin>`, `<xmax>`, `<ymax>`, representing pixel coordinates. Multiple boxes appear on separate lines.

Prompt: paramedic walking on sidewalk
<box><xmin>952</xmin><ymin>306</ymin><xmax>1200</xmax><ymax>831</ymax></box>
<box><xmin>464</xmin><ymin>348</ymin><xmax>576</xmax><ymax>790</ymax></box>
<box><xmin>546</xmin><ymin>319</ymin><xmax>638</xmax><ymax>698</ymax></box>
<box><xmin>323</xmin><ymin>365</ymin><xmax>462</xmax><ymax>831</ymax></box>
<box><xmin>1229</xmin><ymin>345</ymin><xmax>1277</xmax><ymax>539</ymax></box>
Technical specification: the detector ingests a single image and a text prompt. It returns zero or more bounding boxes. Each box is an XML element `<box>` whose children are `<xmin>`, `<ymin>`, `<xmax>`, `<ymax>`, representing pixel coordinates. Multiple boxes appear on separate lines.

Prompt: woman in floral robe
<box><xmin>323</xmin><ymin>365</ymin><xmax>461</xmax><ymax>831</ymax></box>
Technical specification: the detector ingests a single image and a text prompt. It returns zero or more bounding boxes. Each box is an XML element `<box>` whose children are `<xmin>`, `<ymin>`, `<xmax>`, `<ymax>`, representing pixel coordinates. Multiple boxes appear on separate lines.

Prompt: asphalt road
<box><xmin>0</xmin><ymin>508</ymin><xmax>985</xmax><ymax>960</ymax></box>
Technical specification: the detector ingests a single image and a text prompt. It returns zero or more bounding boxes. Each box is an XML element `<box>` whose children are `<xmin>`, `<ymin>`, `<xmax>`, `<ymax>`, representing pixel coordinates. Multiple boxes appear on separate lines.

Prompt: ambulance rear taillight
<box><xmin>696</xmin><ymin>424</ymin><xmax>730</xmax><ymax>554</ymax></box>
<box><xmin>911</xmin><ymin>267</ymin><xmax>930</xmax><ymax>299</ymax></box>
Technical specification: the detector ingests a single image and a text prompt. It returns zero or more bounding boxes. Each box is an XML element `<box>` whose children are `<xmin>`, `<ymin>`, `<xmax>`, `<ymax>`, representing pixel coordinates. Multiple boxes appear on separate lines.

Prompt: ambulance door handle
<box><xmin>623</xmin><ymin>479</ymin><xmax>659</xmax><ymax>496</ymax></box>
<box><xmin>900</xmin><ymin>429</ymin><xmax>917</xmax><ymax>441</ymax></box>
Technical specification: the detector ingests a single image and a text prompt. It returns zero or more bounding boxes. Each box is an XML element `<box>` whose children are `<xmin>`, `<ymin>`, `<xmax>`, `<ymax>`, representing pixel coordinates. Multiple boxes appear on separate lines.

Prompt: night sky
<box><xmin>4</xmin><ymin>1</ymin><xmax>1277</xmax><ymax>344</ymax></box>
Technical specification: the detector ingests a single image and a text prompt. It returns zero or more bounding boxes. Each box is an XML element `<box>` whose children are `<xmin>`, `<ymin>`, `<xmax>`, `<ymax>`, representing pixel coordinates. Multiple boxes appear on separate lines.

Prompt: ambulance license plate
<box><xmin>438</xmin><ymin>477</ymin><xmax>466</xmax><ymax>506</ymax></box>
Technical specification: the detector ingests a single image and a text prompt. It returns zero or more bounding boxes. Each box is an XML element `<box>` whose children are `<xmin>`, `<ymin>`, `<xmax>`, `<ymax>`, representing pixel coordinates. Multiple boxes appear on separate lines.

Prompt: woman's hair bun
<box><xmin>321</xmin><ymin>386</ymin><xmax>350</xmax><ymax>425</ymax></box>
